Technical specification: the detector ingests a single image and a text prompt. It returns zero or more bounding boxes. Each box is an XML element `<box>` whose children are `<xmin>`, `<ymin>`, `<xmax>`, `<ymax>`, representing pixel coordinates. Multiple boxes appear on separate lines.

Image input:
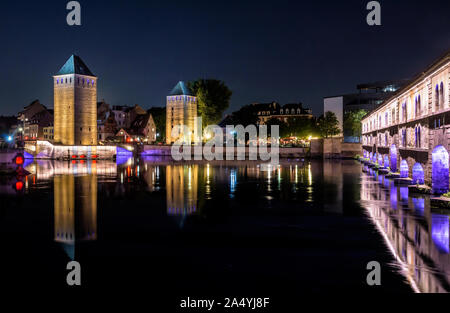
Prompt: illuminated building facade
<box><xmin>362</xmin><ymin>50</ymin><xmax>450</xmax><ymax>193</ymax></box>
<box><xmin>53</xmin><ymin>55</ymin><xmax>98</xmax><ymax>146</ymax></box>
<box><xmin>166</xmin><ymin>81</ymin><xmax>198</xmax><ymax>144</ymax></box>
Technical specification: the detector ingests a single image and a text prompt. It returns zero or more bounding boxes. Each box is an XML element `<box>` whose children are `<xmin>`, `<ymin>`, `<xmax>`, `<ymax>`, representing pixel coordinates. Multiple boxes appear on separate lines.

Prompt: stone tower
<box><xmin>53</xmin><ymin>55</ymin><xmax>98</xmax><ymax>146</ymax></box>
<box><xmin>166</xmin><ymin>81</ymin><xmax>198</xmax><ymax>144</ymax></box>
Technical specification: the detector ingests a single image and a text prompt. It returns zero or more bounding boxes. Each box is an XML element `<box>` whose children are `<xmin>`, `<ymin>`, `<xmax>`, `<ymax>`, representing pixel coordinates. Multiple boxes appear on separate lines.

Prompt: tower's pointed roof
<box><xmin>169</xmin><ymin>81</ymin><xmax>192</xmax><ymax>96</ymax></box>
<box><xmin>56</xmin><ymin>55</ymin><xmax>95</xmax><ymax>76</ymax></box>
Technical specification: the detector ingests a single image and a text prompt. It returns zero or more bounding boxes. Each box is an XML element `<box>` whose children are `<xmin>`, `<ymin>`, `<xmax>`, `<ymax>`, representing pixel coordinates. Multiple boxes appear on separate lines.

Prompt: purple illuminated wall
<box><xmin>378</xmin><ymin>155</ymin><xmax>383</xmax><ymax>165</ymax></box>
<box><xmin>384</xmin><ymin>156</ymin><xmax>389</xmax><ymax>168</ymax></box>
<box><xmin>400</xmin><ymin>160</ymin><xmax>409</xmax><ymax>178</ymax></box>
<box><xmin>390</xmin><ymin>182</ymin><xmax>397</xmax><ymax>209</ymax></box>
<box><xmin>412</xmin><ymin>197</ymin><xmax>425</xmax><ymax>215</ymax></box>
<box><xmin>431</xmin><ymin>214</ymin><xmax>449</xmax><ymax>253</ymax></box>
<box><xmin>432</xmin><ymin>145</ymin><xmax>449</xmax><ymax>194</ymax></box>
<box><xmin>389</xmin><ymin>145</ymin><xmax>397</xmax><ymax>172</ymax></box>
<box><xmin>400</xmin><ymin>187</ymin><xmax>408</xmax><ymax>201</ymax></box>
<box><xmin>412</xmin><ymin>163</ymin><xmax>425</xmax><ymax>185</ymax></box>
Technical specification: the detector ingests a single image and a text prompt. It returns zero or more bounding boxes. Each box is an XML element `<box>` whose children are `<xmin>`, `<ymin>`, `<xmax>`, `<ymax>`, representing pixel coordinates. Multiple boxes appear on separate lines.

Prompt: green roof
<box><xmin>169</xmin><ymin>81</ymin><xmax>192</xmax><ymax>96</ymax></box>
<box><xmin>56</xmin><ymin>55</ymin><xmax>95</xmax><ymax>76</ymax></box>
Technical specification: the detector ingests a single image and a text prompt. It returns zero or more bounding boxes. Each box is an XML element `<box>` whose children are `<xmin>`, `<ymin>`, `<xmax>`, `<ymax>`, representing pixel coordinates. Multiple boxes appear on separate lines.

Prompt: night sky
<box><xmin>1</xmin><ymin>0</ymin><xmax>449</xmax><ymax>117</ymax></box>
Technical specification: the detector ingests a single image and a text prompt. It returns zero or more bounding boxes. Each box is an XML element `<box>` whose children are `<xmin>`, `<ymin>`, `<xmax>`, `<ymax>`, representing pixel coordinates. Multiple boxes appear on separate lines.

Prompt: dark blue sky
<box><xmin>1</xmin><ymin>0</ymin><xmax>449</xmax><ymax>116</ymax></box>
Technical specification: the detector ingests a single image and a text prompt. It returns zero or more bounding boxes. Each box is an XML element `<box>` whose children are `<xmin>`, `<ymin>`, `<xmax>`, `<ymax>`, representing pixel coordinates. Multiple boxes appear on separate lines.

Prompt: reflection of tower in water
<box><xmin>166</xmin><ymin>165</ymin><xmax>198</xmax><ymax>223</ymax></box>
<box><xmin>54</xmin><ymin>173</ymin><xmax>97</xmax><ymax>260</ymax></box>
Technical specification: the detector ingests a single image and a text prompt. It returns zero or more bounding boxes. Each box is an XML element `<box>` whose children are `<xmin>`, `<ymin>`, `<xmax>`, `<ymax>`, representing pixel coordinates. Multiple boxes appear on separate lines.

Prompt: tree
<box><xmin>227</xmin><ymin>104</ymin><xmax>260</xmax><ymax>126</ymax></box>
<box><xmin>147</xmin><ymin>107</ymin><xmax>166</xmax><ymax>142</ymax></box>
<box><xmin>188</xmin><ymin>79</ymin><xmax>232</xmax><ymax>127</ymax></box>
<box><xmin>286</xmin><ymin>117</ymin><xmax>319</xmax><ymax>139</ymax></box>
<box><xmin>343</xmin><ymin>109</ymin><xmax>367</xmax><ymax>141</ymax></box>
<box><xmin>265</xmin><ymin>117</ymin><xmax>289</xmax><ymax>138</ymax></box>
<box><xmin>317</xmin><ymin>111</ymin><xmax>341</xmax><ymax>138</ymax></box>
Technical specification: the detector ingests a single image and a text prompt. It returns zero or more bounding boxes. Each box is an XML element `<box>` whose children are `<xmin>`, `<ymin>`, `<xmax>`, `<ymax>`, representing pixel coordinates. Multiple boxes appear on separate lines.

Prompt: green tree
<box><xmin>188</xmin><ymin>79</ymin><xmax>232</xmax><ymax>127</ymax></box>
<box><xmin>265</xmin><ymin>117</ymin><xmax>289</xmax><ymax>138</ymax></box>
<box><xmin>317</xmin><ymin>111</ymin><xmax>341</xmax><ymax>138</ymax></box>
<box><xmin>147</xmin><ymin>107</ymin><xmax>166</xmax><ymax>142</ymax></box>
<box><xmin>227</xmin><ymin>104</ymin><xmax>259</xmax><ymax>126</ymax></box>
<box><xmin>343</xmin><ymin>109</ymin><xmax>367</xmax><ymax>141</ymax></box>
<box><xmin>286</xmin><ymin>116</ymin><xmax>319</xmax><ymax>139</ymax></box>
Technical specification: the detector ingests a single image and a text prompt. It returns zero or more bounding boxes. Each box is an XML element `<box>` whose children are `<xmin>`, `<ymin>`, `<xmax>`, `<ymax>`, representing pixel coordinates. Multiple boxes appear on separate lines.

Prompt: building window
<box><xmin>402</xmin><ymin>129</ymin><xmax>406</xmax><ymax>147</ymax></box>
<box><xmin>436</xmin><ymin>84</ymin><xmax>440</xmax><ymax>110</ymax></box>
<box><xmin>440</xmin><ymin>82</ymin><xmax>445</xmax><ymax>108</ymax></box>
<box><xmin>402</xmin><ymin>102</ymin><xmax>407</xmax><ymax>122</ymax></box>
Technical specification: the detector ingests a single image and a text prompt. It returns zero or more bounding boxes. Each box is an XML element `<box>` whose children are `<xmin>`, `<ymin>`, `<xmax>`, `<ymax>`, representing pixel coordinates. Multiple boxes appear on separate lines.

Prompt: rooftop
<box><xmin>56</xmin><ymin>55</ymin><xmax>95</xmax><ymax>76</ymax></box>
<box><xmin>169</xmin><ymin>81</ymin><xmax>192</xmax><ymax>96</ymax></box>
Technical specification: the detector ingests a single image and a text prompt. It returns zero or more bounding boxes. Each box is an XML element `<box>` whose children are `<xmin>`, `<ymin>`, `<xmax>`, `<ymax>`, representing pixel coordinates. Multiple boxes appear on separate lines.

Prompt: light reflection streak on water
<box><xmin>361</xmin><ymin>166</ymin><xmax>450</xmax><ymax>293</ymax></box>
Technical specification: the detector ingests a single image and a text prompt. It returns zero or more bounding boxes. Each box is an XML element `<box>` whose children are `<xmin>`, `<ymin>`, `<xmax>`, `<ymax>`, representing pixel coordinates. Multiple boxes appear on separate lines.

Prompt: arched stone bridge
<box><xmin>361</xmin><ymin>51</ymin><xmax>450</xmax><ymax>194</ymax></box>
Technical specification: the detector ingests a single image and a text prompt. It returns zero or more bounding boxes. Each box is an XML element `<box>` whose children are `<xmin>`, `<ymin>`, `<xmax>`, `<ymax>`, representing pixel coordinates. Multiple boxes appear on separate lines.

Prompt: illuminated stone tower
<box><xmin>53</xmin><ymin>55</ymin><xmax>98</xmax><ymax>146</ymax></box>
<box><xmin>166</xmin><ymin>81</ymin><xmax>198</xmax><ymax>144</ymax></box>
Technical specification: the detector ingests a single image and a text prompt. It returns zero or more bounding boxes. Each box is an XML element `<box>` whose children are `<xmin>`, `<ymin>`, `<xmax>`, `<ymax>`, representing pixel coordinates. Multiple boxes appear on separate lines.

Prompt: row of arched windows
<box><xmin>280</xmin><ymin>108</ymin><xmax>302</xmax><ymax>115</ymax></box>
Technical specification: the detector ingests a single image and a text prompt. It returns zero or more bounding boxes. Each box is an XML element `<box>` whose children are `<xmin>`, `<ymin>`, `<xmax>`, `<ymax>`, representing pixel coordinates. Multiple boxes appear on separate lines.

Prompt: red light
<box><xmin>92</xmin><ymin>154</ymin><xmax>98</xmax><ymax>158</ymax></box>
<box><xmin>15</xmin><ymin>156</ymin><xmax>24</xmax><ymax>165</ymax></box>
<box><xmin>15</xmin><ymin>181</ymin><xmax>24</xmax><ymax>191</ymax></box>
<box><xmin>80</xmin><ymin>160</ymin><xmax>85</xmax><ymax>164</ymax></box>
<box><xmin>72</xmin><ymin>160</ymin><xmax>76</xmax><ymax>164</ymax></box>
<box><xmin>72</xmin><ymin>155</ymin><xmax>77</xmax><ymax>159</ymax></box>
<box><xmin>92</xmin><ymin>160</ymin><xmax>97</xmax><ymax>164</ymax></box>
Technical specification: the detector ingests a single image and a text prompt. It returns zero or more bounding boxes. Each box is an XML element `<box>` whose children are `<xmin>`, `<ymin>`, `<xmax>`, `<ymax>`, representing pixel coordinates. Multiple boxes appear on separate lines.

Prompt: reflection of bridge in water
<box><xmin>361</xmin><ymin>165</ymin><xmax>450</xmax><ymax>293</ymax></box>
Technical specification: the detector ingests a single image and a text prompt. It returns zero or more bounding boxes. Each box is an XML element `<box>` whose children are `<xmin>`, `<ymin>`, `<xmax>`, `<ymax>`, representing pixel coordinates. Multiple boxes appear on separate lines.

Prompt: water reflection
<box><xmin>361</xmin><ymin>169</ymin><xmax>450</xmax><ymax>293</ymax></box>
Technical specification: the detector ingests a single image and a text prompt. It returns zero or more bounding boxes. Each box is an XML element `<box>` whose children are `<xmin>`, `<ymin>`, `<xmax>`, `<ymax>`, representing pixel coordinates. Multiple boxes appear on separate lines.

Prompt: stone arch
<box><xmin>432</xmin><ymin>145</ymin><xmax>449</xmax><ymax>194</ymax></box>
<box><xmin>390</xmin><ymin>144</ymin><xmax>398</xmax><ymax>172</ymax></box>
<box><xmin>400</xmin><ymin>159</ymin><xmax>409</xmax><ymax>178</ymax></box>
<box><xmin>412</xmin><ymin>163</ymin><xmax>425</xmax><ymax>185</ymax></box>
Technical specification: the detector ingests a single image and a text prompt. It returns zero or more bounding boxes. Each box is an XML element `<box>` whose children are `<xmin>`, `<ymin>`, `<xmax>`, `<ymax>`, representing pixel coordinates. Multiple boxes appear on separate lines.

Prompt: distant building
<box><xmin>111</xmin><ymin>104</ymin><xmax>147</xmax><ymax>129</ymax></box>
<box><xmin>97</xmin><ymin>112</ymin><xmax>118</xmax><ymax>143</ymax></box>
<box><xmin>53</xmin><ymin>55</ymin><xmax>98</xmax><ymax>146</ymax></box>
<box><xmin>323</xmin><ymin>79</ymin><xmax>409</xmax><ymax>142</ymax></box>
<box><xmin>43</xmin><ymin>125</ymin><xmax>54</xmax><ymax>141</ymax></box>
<box><xmin>17</xmin><ymin>100</ymin><xmax>48</xmax><ymax>140</ymax></box>
<box><xmin>251</xmin><ymin>101</ymin><xmax>313</xmax><ymax>125</ymax></box>
<box><xmin>166</xmin><ymin>81</ymin><xmax>198</xmax><ymax>144</ymax></box>
<box><xmin>129</xmin><ymin>113</ymin><xmax>156</xmax><ymax>143</ymax></box>
<box><xmin>27</xmin><ymin>109</ymin><xmax>53</xmax><ymax>140</ymax></box>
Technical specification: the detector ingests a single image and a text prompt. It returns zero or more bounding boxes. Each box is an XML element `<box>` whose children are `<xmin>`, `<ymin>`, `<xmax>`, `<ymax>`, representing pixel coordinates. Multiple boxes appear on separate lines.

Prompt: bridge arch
<box><xmin>412</xmin><ymin>163</ymin><xmax>425</xmax><ymax>185</ymax></box>
<box><xmin>390</xmin><ymin>144</ymin><xmax>398</xmax><ymax>172</ymax></box>
<box><xmin>432</xmin><ymin>145</ymin><xmax>449</xmax><ymax>194</ymax></box>
<box><xmin>400</xmin><ymin>159</ymin><xmax>409</xmax><ymax>178</ymax></box>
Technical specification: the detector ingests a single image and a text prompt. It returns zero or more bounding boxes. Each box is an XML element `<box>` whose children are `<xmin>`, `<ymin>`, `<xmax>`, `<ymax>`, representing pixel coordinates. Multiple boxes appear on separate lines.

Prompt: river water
<box><xmin>1</xmin><ymin>158</ymin><xmax>447</xmax><ymax>295</ymax></box>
